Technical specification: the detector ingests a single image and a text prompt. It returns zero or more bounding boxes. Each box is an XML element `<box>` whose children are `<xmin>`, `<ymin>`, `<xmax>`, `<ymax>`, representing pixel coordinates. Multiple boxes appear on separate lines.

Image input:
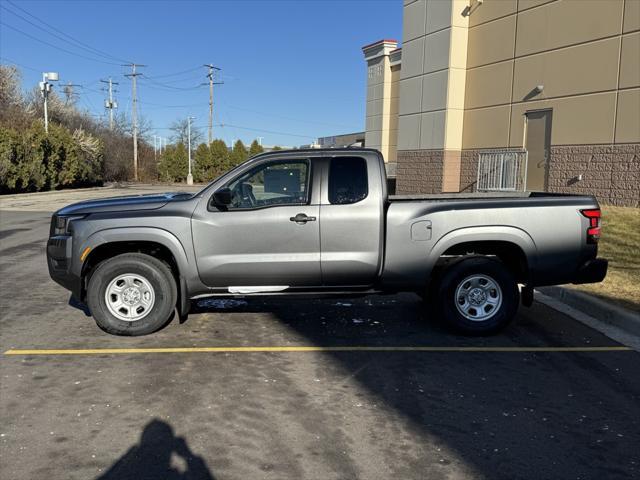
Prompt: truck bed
<box><xmin>389</xmin><ymin>191</ymin><xmax>586</xmax><ymax>202</ymax></box>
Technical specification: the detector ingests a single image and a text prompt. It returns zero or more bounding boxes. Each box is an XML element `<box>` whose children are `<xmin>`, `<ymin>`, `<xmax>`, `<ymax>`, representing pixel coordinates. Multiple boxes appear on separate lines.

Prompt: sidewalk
<box><xmin>537</xmin><ymin>286</ymin><xmax>640</xmax><ymax>350</ymax></box>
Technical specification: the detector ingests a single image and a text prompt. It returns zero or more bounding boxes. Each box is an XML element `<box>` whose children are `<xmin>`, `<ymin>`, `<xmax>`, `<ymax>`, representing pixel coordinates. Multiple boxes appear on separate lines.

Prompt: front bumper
<box><xmin>47</xmin><ymin>235</ymin><xmax>82</xmax><ymax>298</ymax></box>
<box><xmin>572</xmin><ymin>258</ymin><xmax>608</xmax><ymax>284</ymax></box>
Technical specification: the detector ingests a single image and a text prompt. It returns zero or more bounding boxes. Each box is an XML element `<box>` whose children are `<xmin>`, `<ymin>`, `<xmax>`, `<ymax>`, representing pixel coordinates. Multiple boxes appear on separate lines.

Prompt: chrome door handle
<box><xmin>290</xmin><ymin>213</ymin><xmax>316</xmax><ymax>223</ymax></box>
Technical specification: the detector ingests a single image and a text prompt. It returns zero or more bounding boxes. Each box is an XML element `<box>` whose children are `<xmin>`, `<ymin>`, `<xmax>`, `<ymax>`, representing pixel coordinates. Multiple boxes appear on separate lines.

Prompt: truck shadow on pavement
<box><xmin>96</xmin><ymin>419</ymin><xmax>215</xmax><ymax>480</ymax></box>
<box><xmin>187</xmin><ymin>294</ymin><xmax>640</xmax><ymax>480</ymax></box>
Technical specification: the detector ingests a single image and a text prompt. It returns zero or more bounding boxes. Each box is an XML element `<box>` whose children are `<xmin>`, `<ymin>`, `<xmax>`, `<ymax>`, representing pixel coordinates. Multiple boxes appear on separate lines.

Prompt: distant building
<box><xmin>298</xmin><ymin>142</ymin><xmax>322</xmax><ymax>149</ymax></box>
<box><xmin>317</xmin><ymin>132</ymin><xmax>365</xmax><ymax>148</ymax></box>
<box><xmin>363</xmin><ymin>0</ymin><xmax>639</xmax><ymax>206</ymax></box>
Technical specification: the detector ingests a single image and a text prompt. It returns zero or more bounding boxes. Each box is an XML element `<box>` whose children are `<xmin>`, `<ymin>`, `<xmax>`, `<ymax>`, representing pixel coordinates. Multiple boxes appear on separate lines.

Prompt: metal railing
<box><xmin>476</xmin><ymin>150</ymin><xmax>528</xmax><ymax>192</ymax></box>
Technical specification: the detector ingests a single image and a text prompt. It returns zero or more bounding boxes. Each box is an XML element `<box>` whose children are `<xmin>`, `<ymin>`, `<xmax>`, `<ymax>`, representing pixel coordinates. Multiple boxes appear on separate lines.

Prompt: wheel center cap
<box><xmin>122</xmin><ymin>287</ymin><xmax>141</xmax><ymax>305</ymax></box>
<box><xmin>468</xmin><ymin>288</ymin><xmax>487</xmax><ymax>306</ymax></box>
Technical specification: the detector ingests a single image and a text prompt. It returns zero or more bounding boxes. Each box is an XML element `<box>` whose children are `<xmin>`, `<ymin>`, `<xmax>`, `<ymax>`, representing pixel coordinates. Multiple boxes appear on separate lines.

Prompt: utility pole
<box><xmin>63</xmin><ymin>82</ymin><xmax>82</xmax><ymax>105</ymax></box>
<box><xmin>153</xmin><ymin>135</ymin><xmax>158</xmax><ymax>163</ymax></box>
<box><xmin>39</xmin><ymin>72</ymin><xmax>59</xmax><ymax>134</ymax></box>
<box><xmin>124</xmin><ymin>63</ymin><xmax>145</xmax><ymax>181</ymax></box>
<box><xmin>100</xmin><ymin>77</ymin><xmax>119</xmax><ymax>131</ymax></box>
<box><xmin>203</xmin><ymin>64</ymin><xmax>223</xmax><ymax>144</ymax></box>
<box><xmin>187</xmin><ymin>116</ymin><xmax>195</xmax><ymax>185</ymax></box>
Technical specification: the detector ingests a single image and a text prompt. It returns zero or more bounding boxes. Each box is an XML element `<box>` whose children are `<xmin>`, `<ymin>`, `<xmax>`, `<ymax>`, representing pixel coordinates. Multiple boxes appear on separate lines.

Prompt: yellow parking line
<box><xmin>3</xmin><ymin>345</ymin><xmax>633</xmax><ymax>355</ymax></box>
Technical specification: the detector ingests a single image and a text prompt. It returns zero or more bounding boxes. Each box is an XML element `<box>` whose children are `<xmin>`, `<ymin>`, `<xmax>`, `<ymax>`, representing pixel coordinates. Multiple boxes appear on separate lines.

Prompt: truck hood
<box><xmin>56</xmin><ymin>191</ymin><xmax>194</xmax><ymax>215</ymax></box>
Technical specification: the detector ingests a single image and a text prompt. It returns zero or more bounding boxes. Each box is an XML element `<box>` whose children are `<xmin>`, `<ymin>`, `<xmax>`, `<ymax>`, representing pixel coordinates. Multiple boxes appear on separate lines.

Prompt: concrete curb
<box><xmin>535</xmin><ymin>290</ymin><xmax>640</xmax><ymax>351</ymax></box>
<box><xmin>537</xmin><ymin>286</ymin><xmax>640</xmax><ymax>337</ymax></box>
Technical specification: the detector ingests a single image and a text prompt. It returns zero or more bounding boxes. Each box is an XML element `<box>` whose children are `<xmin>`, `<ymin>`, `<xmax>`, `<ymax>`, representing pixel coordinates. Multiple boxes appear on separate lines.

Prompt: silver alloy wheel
<box><xmin>454</xmin><ymin>274</ymin><xmax>502</xmax><ymax>322</ymax></box>
<box><xmin>104</xmin><ymin>273</ymin><xmax>155</xmax><ymax>322</ymax></box>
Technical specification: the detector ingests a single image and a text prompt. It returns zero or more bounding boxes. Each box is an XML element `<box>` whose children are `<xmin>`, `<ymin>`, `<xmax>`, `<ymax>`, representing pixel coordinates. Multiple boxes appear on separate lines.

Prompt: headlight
<box><xmin>53</xmin><ymin>215</ymin><xmax>86</xmax><ymax>235</ymax></box>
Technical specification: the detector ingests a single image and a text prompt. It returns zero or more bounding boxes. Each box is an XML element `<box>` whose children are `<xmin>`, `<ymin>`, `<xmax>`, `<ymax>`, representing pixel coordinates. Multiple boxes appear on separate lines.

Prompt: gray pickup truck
<box><xmin>47</xmin><ymin>148</ymin><xmax>607</xmax><ymax>336</ymax></box>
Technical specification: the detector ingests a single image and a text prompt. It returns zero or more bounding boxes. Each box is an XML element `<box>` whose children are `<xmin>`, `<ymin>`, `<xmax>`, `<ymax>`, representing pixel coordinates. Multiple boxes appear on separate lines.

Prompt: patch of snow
<box><xmin>197</xmin><ymin>299</ymin><xmax>248</xmax><ymax>309</ymax></box>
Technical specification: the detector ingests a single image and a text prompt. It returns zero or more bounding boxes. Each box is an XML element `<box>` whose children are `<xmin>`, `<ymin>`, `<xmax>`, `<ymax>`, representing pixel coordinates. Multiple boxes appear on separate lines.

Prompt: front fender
<box><xmin>75</xmin><ymin>227</ymin><xmax>191</xmax><ymax>278</ymax></box>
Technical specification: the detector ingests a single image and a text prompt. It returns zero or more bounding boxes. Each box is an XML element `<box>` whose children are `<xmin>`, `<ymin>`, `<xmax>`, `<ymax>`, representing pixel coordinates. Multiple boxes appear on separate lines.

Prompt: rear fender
<box><xmin>428</xmin><ymin>226</ymin><xmax>538</xmax><ymax>277</ymax></box>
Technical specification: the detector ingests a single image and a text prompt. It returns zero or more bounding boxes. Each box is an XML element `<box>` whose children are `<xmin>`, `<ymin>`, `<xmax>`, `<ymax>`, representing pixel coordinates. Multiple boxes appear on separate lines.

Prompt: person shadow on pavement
<box><xmin>96</xmin><ymin>419</ymin><xmax>215</xmax><ymax>480</ymax></box>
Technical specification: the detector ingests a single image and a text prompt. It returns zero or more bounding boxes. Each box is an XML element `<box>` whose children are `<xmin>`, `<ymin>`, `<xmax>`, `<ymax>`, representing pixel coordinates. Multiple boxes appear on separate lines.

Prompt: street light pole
<box><xmin>187</xmin><ymin>116</ymin><xmax>195</xmax><ymax>185</ymax></box>
<box><xmin>40</xmin><ymin>72</ymin><xmax>59</xmax><ymax>134</ymax></box>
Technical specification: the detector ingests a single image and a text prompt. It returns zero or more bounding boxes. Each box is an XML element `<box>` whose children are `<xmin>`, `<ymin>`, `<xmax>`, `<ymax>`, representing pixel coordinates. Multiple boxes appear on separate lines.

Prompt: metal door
<box><xmin>525</xmin><ymin>109</ymin><xmax>552</xmax><ymax>191</ymax></box>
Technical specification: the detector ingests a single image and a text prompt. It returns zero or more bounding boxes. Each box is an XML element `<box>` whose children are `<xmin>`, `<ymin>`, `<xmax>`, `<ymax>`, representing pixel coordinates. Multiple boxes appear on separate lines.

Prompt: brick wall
<box><xmin>460</xmin><ymin>149</ymin><xmax>479</xmax><ymax>193</ymax></box>
<box><xmin>548</xmin><ymin>144</ymin><xmax>639</xmax><ymax>207</ymax></box>
<box><xmin>396</xmin><ymin>150</ymin><xmax>444</xmax><ymax>194</ymax></box>
<box><xmin>459</xmin><ymin>144</ymin><xmax>639</xmax><ymax>207</ymax></box>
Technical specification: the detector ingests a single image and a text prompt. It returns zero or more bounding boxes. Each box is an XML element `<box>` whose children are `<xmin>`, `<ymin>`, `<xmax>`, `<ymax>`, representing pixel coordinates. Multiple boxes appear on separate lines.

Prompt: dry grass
<box><xmin>571</xmin><ymin>205</ymin><xmax>640</xmax><ymax>313</ymax></box>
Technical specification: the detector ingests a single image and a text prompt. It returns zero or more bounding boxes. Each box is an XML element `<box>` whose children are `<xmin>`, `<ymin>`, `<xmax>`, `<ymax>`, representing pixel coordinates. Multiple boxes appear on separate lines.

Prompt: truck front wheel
<box><xmin>434</xmin><ymin>257</ymin><xmax>519</xmax><ymax>335</ymax></box>
<box><xmin>86</xmin><ymin>253</ymin><xmax>177</xmax><ymax>336</ymax></box>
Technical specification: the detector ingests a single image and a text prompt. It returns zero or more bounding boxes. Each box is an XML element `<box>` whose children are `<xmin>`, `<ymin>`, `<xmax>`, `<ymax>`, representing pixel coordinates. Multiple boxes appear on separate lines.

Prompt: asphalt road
<box><xmin>1</xmin><ymin>189</ymin><xmax>639</xmax><ymax>480</ymax></box>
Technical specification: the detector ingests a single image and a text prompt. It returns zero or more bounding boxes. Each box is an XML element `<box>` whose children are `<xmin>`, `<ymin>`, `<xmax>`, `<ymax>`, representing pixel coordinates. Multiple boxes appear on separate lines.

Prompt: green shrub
<box><xmin>193</xmin><ymin>139</ymin><xmax>229</xmax><ymax>183</ymax></box>
<box><xmin>0</xmin><ymin>121</ymin><xmax>103</xmax><ymax>193</ymax></box>
<box><xmin>157</xmin><ymin>143</ymin><xmax>188</xmax><ymax>183</ymax></box>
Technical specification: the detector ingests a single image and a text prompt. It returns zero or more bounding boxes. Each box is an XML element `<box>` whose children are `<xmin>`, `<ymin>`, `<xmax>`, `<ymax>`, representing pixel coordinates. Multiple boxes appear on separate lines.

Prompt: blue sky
<box><xmin>0</xmin><ymin>0</ymin><xmax>402</xmax><ymax>147</ymax></box>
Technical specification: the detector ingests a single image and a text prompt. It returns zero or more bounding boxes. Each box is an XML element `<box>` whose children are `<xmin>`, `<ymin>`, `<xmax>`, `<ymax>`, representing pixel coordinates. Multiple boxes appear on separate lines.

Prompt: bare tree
<box><xmin>170</xmin><ymin>118</ymin><xmax>203</xmax><ymax>146</ymax></box>
<box><xmin>0</xmin><ymin>65</ymin><xmax>27</xmax><ymax>125</ymax></box>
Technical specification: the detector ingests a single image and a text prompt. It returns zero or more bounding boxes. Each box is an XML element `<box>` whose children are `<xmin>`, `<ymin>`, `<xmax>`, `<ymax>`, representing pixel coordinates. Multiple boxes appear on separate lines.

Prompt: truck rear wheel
<box><xmin>87</xmin><ymin>253</ymin><xmax>177</xmax><ymax>336</ymax></box>
<box><xmin>434</xmin><ymin>256</ymin><xmax>519</xmax><ymax>335</ymax></box>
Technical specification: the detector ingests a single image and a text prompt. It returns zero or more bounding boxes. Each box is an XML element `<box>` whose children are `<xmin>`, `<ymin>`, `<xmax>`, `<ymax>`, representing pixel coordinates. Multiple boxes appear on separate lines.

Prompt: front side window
<box><xmin>226</xmin><ymin>160</ymin><xmax>310</xmax><ymax>209</ymax></box>
<box><xmin>328</xmin><ymin>157</ymin><xmax>368</xmax><ymax>205</ymax></box>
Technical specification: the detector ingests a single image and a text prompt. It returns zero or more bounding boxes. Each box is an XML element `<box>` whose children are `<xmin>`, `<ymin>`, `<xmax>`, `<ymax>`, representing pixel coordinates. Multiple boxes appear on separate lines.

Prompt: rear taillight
<box><xmin>581</xmin><ymin>209</ymin><xmax>601</xmax><ymax>244</ymax></box>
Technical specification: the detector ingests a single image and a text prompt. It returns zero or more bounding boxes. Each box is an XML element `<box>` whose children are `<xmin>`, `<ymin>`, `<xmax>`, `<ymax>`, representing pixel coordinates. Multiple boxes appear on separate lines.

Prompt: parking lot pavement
<box><xmin>1</xmin><ymin>198</ymin><xmax>639</xmax><ymax>479</ymax></box>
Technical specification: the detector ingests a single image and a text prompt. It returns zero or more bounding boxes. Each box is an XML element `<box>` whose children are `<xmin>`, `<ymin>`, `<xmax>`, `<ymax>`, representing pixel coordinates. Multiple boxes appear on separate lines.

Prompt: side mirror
<box><xmin>212</xmin><ymin>187</ymin><xmax>232</xmax><ymax>207</ymax></box>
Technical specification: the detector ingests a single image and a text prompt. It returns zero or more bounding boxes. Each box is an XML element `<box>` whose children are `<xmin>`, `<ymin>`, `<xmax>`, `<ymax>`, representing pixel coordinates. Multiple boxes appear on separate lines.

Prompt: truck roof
<box><xmin>250</xmin><ymin>147</ymin><xmax>381</xmax><ymax>160</ymax></box>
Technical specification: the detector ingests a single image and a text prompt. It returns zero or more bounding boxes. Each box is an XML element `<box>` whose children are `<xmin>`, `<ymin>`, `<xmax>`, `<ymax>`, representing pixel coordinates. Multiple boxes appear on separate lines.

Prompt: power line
<box><xmin>137</xmin><ymin>100</ymin><xmax>203</xmax><ymax>109</ymax></box>
<box><xmin>222</xmin><ymin>102</ymin><xmax>361</xmax><ymax>130</ymax></box>
<box><xmin>143</xmin><ymin>66</ymin><xmax>202</xmax><ymax>80</ymax></box>
<box><xmin>137</xmin><ymin>73</ymin><xmax>203</xmax><ymax>86</ymax></box>
<box><xmin>3</xmin><ymin>0</ymin><xmax>131</xmax><ymax>64</ymax></box>
<box><xmin>0</xmin><ymin>21</ymin><xmax>121</xmax><ymax>66</ymax></box>
<box><xmin>217</xmin><ymin>123</ymin><xmax>315</xmax><ymax>139</ymax></box>
<box><xmin>0</xmin><ymin>56</ymin><xmax>40</xmax><ymax>73</ymax></box>
<box><xmin>153</xmin><ymin>123</ymin><xmax>315</xmax><ymax>140</ymax></box>
<box><xmin>138</xmin><ymin>76</ymin><xmax>207</xmax><ymax>91</ymax></box>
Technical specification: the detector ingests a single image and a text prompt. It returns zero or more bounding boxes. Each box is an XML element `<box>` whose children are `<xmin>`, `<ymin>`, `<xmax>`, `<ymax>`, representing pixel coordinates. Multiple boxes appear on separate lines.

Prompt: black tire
<box><xmin>433</xmin><ymin>256</ymin><xmax>519</xmax><ymax>335</ymax></box>
<box><xmin>87</xmin><ymin>253</ymin><xmax>177</xmax><ymax>336</ymax></box>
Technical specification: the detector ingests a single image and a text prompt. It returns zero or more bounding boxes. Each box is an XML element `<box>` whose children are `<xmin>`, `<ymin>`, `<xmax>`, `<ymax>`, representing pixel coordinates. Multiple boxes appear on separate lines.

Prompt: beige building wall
<box><xmin>388</xmin><ymin>52</ymin><xmax>401</xmax><ymax>164</ymax></box>
<box><xmin>373</xmin><ymin>0</ymin><xmax>639</xmax><ymax>205</ymax></box>
<box><xmin>363</xmin><ymin>39</ymin><xmax>399</xmax><ymax>165</ymax></box>
<box><xmin>395</xmin><ymin>0</ymin><xmax>471</xmax><ymax>193</ymax></box>
<box><xmin>459</xmin><ymin>0</ymin><xmax>639</xmax><ymax>206</ymax></box>
<box><xmin>462</xmin><ymin>0</ymin><xmax>639</xmax><ymax>150</ymax></box>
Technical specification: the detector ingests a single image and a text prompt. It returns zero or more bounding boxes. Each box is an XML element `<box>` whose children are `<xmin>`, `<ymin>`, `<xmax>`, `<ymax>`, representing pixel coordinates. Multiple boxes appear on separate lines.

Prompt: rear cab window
<box><xmin>328</xmin><ymin>157</ymin><xmax>368</xmax><ymax>205</ymax></box>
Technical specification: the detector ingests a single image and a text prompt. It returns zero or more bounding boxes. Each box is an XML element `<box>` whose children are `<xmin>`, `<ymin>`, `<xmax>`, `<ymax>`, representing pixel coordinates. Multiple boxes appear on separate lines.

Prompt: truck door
<box><xmin>319</xmin><ymin>155</ymin><xmax>384</xmax><ymax>286</ymax></box>
<box><xmin>191</xmin><ymin>157</ymin><xmax>322</xmax><ymax>288</ymax></box>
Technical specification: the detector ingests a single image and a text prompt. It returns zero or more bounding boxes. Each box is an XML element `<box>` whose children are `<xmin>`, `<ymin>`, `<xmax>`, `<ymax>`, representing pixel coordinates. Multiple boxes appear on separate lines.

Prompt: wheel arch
<box><xmin>430</xmin><ymin>226</ymin><xmax>537</xmax><ymax>284</ymax></box>
<box><xmin>79</xmin><ymin>228</ymin><xmax>190</xmax><ymax>313</ymax></box>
